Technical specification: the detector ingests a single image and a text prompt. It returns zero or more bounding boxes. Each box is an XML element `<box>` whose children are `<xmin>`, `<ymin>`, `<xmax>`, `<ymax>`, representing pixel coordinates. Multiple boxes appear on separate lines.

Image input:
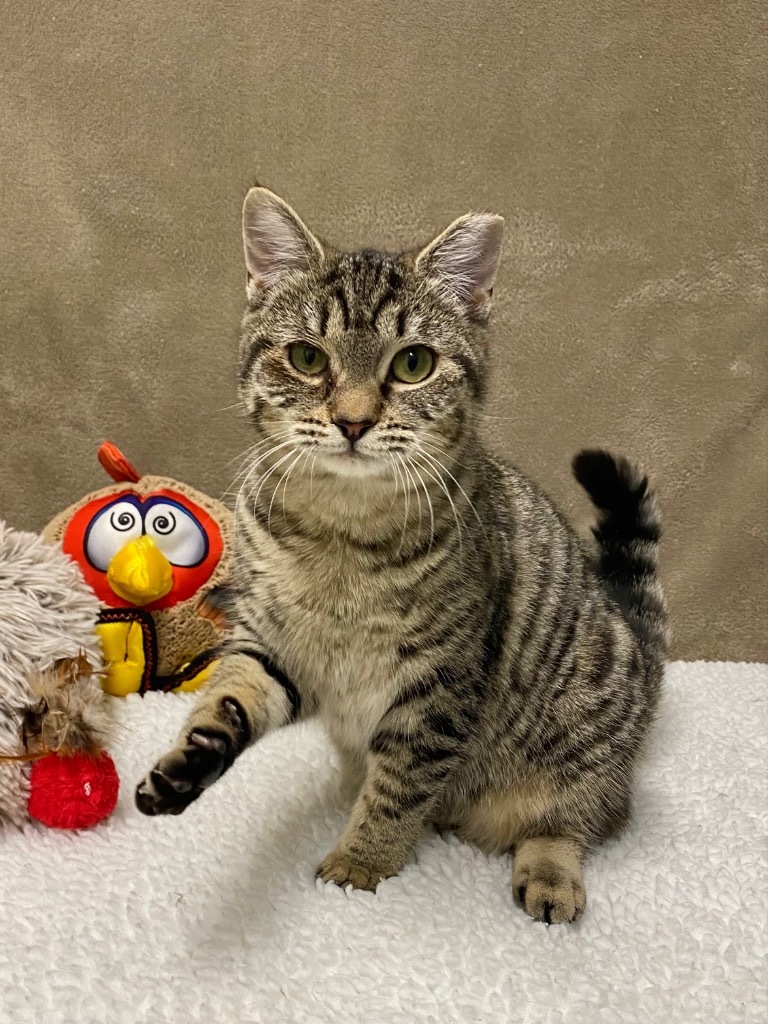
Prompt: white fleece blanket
<box><xmin>1</xmin><ymin>661</ymin><xmax>765</xmax><ymax>1024</ymax></box>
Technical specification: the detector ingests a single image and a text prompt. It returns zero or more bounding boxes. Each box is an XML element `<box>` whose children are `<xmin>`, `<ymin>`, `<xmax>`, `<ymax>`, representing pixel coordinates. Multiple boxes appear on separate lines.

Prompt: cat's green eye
<box><xmin>288</xmin><ymin>344</ymin><xmax>328</xmax><ymax>376</ymax></box>
<box><xmin>390</xmin><ymin>346</ymin><xmax>435</xmax><ymax>384</ymax></box>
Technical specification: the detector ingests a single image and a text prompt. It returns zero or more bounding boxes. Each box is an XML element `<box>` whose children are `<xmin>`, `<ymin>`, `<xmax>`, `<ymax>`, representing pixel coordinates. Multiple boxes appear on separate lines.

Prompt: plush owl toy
<box><xmin>43</xmin><ymin>443</ymin><xmax>233</xmax><ymax>697</ymax></box>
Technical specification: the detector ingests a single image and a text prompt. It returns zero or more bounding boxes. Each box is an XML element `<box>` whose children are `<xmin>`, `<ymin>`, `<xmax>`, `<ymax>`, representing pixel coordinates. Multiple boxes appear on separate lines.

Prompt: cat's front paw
<box><xmin>135</xmin><ymin>730</ymin><xmax>233</xmax><ymax>816</ymax></box>
<box><xmin>316</xmin><ymin>849</ymin><xmax>392</xmax><ymax>892</ymax></box>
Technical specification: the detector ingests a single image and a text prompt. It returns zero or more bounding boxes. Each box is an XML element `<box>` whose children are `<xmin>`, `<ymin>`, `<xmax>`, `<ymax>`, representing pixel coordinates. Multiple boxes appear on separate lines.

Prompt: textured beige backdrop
<box><xmin>1</xmin><ymin>1</ymin><xmax>765</xmax><ymax>660</ymax></box>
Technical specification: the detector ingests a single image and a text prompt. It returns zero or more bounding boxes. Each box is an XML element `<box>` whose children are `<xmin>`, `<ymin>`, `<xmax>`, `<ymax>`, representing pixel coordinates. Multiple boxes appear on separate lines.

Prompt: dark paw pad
<box><xmin>135</xmin><ymin>729</ymin><xmax>233</xmax><ymax>817</ymax></box>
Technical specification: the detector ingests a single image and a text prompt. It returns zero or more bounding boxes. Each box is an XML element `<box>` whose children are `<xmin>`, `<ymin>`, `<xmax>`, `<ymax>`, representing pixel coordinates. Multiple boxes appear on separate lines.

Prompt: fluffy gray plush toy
<box><xmin>0</xmin><ymin>522</ymin><xmax>113</xmax><ymax>827</ymax></box>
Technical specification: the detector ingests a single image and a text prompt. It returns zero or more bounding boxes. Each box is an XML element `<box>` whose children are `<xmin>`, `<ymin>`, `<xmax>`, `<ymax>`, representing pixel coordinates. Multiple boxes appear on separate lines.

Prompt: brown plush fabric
<box><xmin>1</xmin><ymin>1</ymin><xmax>765</xmax><ymax>660</ymax></box>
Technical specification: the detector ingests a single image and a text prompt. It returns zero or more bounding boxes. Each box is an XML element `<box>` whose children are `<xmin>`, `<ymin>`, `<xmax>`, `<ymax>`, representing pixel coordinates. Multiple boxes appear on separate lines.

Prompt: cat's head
<box><xmin>238</xmin><ymin>188</ymin><xmax>503</xmax><ymax>480</ymax></box>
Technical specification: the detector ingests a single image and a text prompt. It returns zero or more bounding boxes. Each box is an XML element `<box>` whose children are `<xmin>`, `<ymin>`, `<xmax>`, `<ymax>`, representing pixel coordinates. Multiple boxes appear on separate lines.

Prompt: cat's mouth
<box><xmin>319</xmin><ymin>446</ymin><xmax>389</xmax><ymax>478</ymax></box>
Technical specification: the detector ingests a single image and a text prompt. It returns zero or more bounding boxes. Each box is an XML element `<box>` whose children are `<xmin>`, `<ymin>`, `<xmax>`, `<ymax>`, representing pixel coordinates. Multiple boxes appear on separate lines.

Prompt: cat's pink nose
<box><xmin>334</xmin><ymin>419</ymin><xmax>374</xmax><ymax>445</ymax></box>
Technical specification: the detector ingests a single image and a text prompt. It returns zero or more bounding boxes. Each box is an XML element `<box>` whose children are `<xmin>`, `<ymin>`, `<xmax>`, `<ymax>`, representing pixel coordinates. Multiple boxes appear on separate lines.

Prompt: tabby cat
<box><xmin>136</xmin><ymin>188</ymin><xmax>668</xmax><ymax>924</ymax></box>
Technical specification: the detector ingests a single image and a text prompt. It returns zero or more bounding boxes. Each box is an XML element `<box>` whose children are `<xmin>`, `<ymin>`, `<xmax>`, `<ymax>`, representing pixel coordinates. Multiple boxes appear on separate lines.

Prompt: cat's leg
<box><xmin>512</xmin><ymin>837</ymin><xmax>587</xmax><ymax>925</ymax></box>
<box><xmin>453</xmin><ymin>780</ymin><xmax>589</xmax><ymax>923</ymax></box>
<box><xmin>135</xmin><ymin>650</ymin><xmax>300</xmax><ymax>816</ymax></box>
<box><xmin>317</xmin><ymin>708</ymin><xmax>461</xmax><ymax>891</ymax></box>
<box><xmin>333</xmin><ymin>742</ymin><xmax>367</xmax><ymax>805</ymax></box>
<box><xmin>316</xmin><ymin>759</ymin><xmax>437</xmax><ymax>891</ymax></box>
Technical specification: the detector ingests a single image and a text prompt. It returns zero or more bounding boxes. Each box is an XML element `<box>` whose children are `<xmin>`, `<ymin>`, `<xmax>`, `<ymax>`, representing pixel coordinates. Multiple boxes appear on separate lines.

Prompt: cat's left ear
<box><xmin>242</xmin><ymin>188</ymin><xmax>324</xmax><ymax>297</ymax></box>
<box><xmin>416</xmin><ymin>213</ymin><xmax>504</xmax><ymax>318</ymax></box>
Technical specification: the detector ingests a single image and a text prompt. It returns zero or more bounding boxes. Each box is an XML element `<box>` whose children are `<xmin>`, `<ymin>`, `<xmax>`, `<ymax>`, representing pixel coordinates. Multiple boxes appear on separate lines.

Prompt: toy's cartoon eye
<box><xmin>85</xmin><ymin>501</ymin><xmax>143</xmax><ymax>570</ymax></box>
<box><xmin>144</xmin><ymin>502</ymin><xmax>207</xmax><ymax>567</ymax></box>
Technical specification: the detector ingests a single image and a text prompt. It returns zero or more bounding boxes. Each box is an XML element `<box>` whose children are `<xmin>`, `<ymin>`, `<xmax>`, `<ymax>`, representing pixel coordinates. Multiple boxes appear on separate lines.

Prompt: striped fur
<box><xmin>136</xmin><ymin>190</ymin><xmax>668</xmax><ymax>923</ymax></box>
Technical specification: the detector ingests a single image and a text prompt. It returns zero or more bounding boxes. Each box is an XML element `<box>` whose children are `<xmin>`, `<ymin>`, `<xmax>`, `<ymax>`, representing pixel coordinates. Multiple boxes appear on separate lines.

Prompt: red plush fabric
<box><xmin>28</xmin><ymin>752</ymin><xmax>119</xmax><ymax>829</ymax></box>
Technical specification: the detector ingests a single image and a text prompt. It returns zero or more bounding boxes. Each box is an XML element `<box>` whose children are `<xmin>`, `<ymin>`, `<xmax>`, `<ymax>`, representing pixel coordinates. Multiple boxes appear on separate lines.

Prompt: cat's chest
<box><xmin>239</xmin><ymin>529</ymin><xmax>406</xmax><ymax>737</ymax></box>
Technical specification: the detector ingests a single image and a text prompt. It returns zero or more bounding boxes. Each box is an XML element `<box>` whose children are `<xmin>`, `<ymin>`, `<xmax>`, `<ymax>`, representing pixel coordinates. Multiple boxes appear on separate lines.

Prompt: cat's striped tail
<box><xmin>572</xmin><ymin>449</ymin><xmax>669</xmax><ymax>661</ymax></box>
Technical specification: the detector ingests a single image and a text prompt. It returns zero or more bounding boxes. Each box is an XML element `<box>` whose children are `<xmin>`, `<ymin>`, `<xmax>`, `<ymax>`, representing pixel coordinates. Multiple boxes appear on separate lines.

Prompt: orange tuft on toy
<box><xmin>97</xmin><ymin>441</ymin><xmax>142</xmax><ymax>483</ymax></box>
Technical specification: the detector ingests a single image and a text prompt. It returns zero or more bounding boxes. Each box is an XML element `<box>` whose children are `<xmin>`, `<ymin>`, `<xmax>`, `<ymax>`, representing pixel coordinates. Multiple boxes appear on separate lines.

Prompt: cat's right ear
<box><xmin>242</xmin><ymin>188</ymin><xmax>324</xmax><ymax>297</ymax></box>
<box><xmin>415</xmin><ymin>212</ymin><xmax>504</xmax><ymax>320</ymax></box>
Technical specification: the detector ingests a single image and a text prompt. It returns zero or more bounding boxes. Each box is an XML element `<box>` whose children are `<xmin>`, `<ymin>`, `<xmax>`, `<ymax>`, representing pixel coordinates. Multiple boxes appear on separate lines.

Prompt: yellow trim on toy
<box><xmin>171</xmin><ymin>657</ymin><xmax>221</xmax><ymax>693</ymax></box>
<box><xmin>107</xmin><ymin>536</ymin><xmax>173</xmax><ymax>606</ymax></box>
<box><xmin>96</xmin><ymin>619</ymin><xmax>147</xmax><ymax>696</ymax></box>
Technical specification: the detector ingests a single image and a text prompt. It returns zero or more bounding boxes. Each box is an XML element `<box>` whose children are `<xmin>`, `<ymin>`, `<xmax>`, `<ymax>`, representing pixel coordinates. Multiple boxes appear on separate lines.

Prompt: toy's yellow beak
<box><xmin>107</xmin><ymin>536</ymin><xmax>173</xmax><ymax>606</ymax></box>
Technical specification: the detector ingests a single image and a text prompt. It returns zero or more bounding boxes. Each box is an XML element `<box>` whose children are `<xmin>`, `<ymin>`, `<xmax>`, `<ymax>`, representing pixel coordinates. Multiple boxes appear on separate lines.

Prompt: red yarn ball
<box><xmin>29</xmin><ymin>752</ymin><xmax>119</xmax><ymax>829</ymax></box>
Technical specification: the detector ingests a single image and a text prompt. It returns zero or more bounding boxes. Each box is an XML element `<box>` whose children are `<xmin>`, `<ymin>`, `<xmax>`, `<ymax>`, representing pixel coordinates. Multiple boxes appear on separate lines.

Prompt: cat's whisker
<box><xmin>415</xmin><ymin>445</ymin><xmax>486</xmax><ymax>536</ymax></box>
<box><xmin>309</xmin><ymin>451</ymin><xmax>318</xmax><ymax>504</ymax></box>
<box><xmin>411</xmin><ymin>456</ymin><xmax>436</xmax><ymax>552</ymax></box>
<box><xmin>399</xmin><ymin>454</ymin><xmax>411</xmax><ymax>556</ymax></box>
<box><xmin>226</xmin><ymin>428</ymin><xmax>295</xmax><ymax>471</ymax></box>
<box><xmin>411</xmin><ymin>452</ymin><xmax>464</xmax><ymax>557</ymax></box>
<box><xmin>391</xmin><ymin>454</ymin><xmax>411</xmax><ymax>558</ymax></box>
<box><xmin>398</xmin><ymin>454</ymin><xmax>423</xmax><ymax>544</ymax></box>
<box><xmin>405</xmin><ymin>456</ymin><xmax>436</xmax><ymax>554</ymax></box>
<box><xmin>418</xmin><ymin>437</ymin><xmax>470</xmax><ymax>470</ymax></box>
<box><xmin>250</xmin><ymin>446</ymin><xmax>300</xmax><ymax>512</ymax></box>
<box><xmin>228</xmin><ymin>460</ymin><xmax>260</xmax><ymax>506</ymax></box>
<box><xmin>230</xmin><ymin>462</ymin><xmax>261</xmax><ymax>511</ymax></box>
<box><xmin>227</xmin><ymin>428</ymin><xmax>296</xmax><ymax>468</ymax></box>
<box><xmin>386</xmin><ymin>454</ymin><xmax>402</xmax><ymax>512</ymax></box>
<box><xmin>387</xmin><ymin>455</ymin><xmax>404</xmax><ymax>543</ymax></box>
<box><xmin>223</xmin><ymin>440</ymin><xmax>271</xmax><ymax>494</ymax></box>
<box><xmin>226</xmin><ymin>437</ymin><xmax>297</xmax><ymax>506</ymax></box>
<box><xmin>240</xmin><ymin>442</ymin><xmax>298</xmax><ymax>507</ymax></box>
<box><xmin>225</xmin><ymin>442</ymin><xmax>258</xmax><ymax>471</ymax></box>
<box><xmin>236</xmin><ymin>429</ymin><xmax>297</xmax><ymax>466</ymax></box>
<box><xmin>281</xmin><ymin>446</ymin><xmax>314</xmax><ymax>524</ymax></box>
<box><xmin>223</xmin><ymin>430</ymin><xmax>298</xmax><ymax>498</ymax></box>
<box><xmin>244</xmin><ymin>458</ymin><xmax>289</xmax><ymax>527</ymax></box>
<box><xmin>268</xmin><ymin>450</ymin><xmax>305</xmax><ymax>537</ymax></box>
<box><xmin>274</xmin><ymin>452</ymin><xmax>303</xmax><ymax>531</ymax></box>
